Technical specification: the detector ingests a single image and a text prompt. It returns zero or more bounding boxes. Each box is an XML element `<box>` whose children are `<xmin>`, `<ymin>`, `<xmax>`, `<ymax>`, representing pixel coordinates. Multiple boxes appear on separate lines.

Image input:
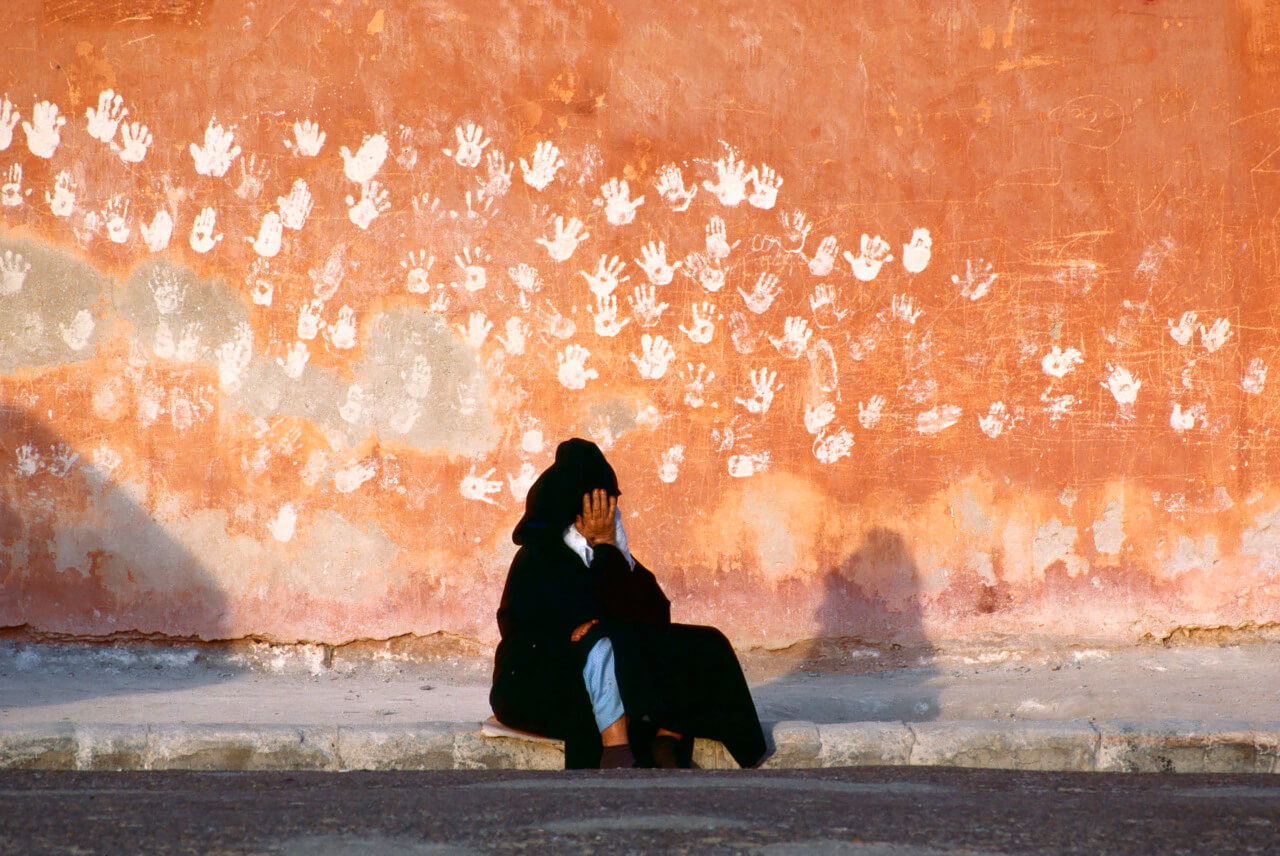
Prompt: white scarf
<box><xmin>563</xmin><ymin>507</ymin><xmax>635</xmax><ymax>570</ymax></box>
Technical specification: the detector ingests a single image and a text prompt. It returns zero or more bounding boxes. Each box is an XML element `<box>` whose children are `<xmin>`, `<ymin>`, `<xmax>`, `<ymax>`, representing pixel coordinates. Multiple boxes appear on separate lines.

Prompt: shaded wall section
<box><xmin>1</xmin><ymin>0</ymin><xmax>1279</xmax><ymax>646</ymax></box>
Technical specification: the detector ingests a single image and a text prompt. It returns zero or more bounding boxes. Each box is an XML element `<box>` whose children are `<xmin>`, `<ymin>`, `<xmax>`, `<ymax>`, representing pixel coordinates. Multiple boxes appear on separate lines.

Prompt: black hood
<box><xmin>512</xmin><ymin>438</ymin><xmax>620</xmax><ymax>546</ymax></box>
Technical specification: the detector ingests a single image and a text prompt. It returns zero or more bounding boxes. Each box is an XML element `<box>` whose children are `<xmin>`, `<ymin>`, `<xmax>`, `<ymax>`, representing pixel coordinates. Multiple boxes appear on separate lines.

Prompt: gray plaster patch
<box><xmin>1242</xmin><ymin>508</ymin><xmax>1280</xmax><ymax>577</ymax></box>
<box><xmin>1033</xmin><ymin>518</ymin><xmax>1077</xmax><ymax>573</ymax></box>
<box><xmin>119</xmin><ymin>257</ymin><xmax>249</xmax><ymax>366</ymax></box>
<box><xmin>334</xmin><ymin>308</ymin><xmax>494</xmax><ymax>454</ymax></box>
<box><xmin>954</xmin><ymin>490</ymin><xmax>992</xmax><ymax>535</ymax></box>
<box><xmin>1091</xmin><ymin>500</ymin><xmax>1124</xmax><ymax>555</ymax></box>
<box><xmin>1163</xmin><ymin>534</ymin><xmax>1217</xmax><ymax>578</ymax></box>
<box><xmin>0</xmin><ymin>233</ymin><xmax>107</xmax><ymax>370</ymax></box>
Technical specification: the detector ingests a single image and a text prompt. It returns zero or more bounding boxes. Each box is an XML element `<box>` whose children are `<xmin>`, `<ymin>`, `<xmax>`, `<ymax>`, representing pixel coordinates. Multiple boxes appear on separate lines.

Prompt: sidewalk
<box><xmin>3</xmin><ymin>639</ymin><xmax>1279</xmax><ymax>773</ymax></box>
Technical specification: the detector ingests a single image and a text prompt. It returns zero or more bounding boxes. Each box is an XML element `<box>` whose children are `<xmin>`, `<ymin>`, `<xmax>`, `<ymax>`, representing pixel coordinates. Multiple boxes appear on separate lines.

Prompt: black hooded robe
<box><xmin>489</xmin><ymin>439</ymin><xmax>767</xmax><ymax>769</ymax></box>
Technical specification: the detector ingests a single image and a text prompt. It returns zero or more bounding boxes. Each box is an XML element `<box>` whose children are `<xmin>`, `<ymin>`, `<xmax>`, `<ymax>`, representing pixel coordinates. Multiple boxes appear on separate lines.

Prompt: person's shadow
<box><xmin>749</xmin><ymin>526</ymin><xmax>940</xmax><ymax>727</ymax></box>
<box><xmin>0</xmin><ymin>403</ymin><xmax>237</xmax><ymax>711</ymax></box>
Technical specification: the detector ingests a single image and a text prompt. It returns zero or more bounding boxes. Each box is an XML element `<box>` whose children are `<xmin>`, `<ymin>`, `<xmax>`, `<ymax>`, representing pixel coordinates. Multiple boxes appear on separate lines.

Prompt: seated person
<box><xmin>490</xmin><ymin>438</ymin><xmax>767</xmax><ymax>769</ymax></box>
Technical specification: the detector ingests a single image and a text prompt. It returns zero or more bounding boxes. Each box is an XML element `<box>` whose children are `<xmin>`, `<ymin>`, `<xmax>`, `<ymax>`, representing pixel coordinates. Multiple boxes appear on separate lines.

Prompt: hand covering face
<box><xmin>512</xmin><ymin>438</ymin><xmax>621</xmax><ymax>546</ymax></box>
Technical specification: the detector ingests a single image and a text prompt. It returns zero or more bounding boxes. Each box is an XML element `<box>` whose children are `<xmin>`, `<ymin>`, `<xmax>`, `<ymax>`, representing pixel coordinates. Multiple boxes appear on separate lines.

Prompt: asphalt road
<box><xmin>2</xmin><ymin>768</ymin><xmax>1278</xmax><ymax>855</ymax></box>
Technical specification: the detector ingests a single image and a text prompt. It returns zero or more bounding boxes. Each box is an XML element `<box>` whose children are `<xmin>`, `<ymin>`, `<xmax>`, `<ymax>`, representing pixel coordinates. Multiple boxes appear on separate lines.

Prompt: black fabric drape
<box><xmin>490</xmin><ymin>538</ymin><xmax>766</xmax><ymax>769</ymax></box>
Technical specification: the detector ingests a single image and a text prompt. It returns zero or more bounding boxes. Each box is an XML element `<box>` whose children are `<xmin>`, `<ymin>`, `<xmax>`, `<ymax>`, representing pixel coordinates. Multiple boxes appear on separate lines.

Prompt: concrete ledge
<box><xmin>1096</xmin><ymin>720</ymin><xmax>1280</xmax><ymax>774</ymax></box>
<box><xmin>908</xmin><ymin>721</ymin><xmax>1099</xmax><ymax>771</ymax></box>
<box><xmin>4</xmin><ymin>720</ymin><xmax>1280</xmax><ymax>772</ymax></box>
<box><xmin>144</xmin><ymin>725</ymin><xmax>340</xmax><ymax>771</ymax></box>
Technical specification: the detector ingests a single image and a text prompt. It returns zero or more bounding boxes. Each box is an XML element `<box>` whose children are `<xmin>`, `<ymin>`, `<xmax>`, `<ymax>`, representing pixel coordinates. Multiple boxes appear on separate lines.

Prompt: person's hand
<box><xmin>570</xmin><ymin>619</ymin><xmax>599</xmax><ymax>642</ymax></box>
<box><xmin>575</xmin><ymin>488</ymin><xmax>617</xmax><ymax>547</ymax></box>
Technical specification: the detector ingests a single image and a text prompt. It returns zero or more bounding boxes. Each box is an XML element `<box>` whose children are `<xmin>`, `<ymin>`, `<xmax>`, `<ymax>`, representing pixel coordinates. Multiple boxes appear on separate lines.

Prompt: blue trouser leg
<box><xmin>582</xmin><ymin>637</ymin><xmax>625</xmax><ymax>732</ymax></box>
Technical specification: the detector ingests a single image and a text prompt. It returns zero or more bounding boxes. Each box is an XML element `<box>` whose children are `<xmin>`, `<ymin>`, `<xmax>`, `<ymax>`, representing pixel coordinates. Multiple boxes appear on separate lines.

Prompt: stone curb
<box><xmin>3</xmin><ymin>720</ymin><xmax>1279</xmax><ymax>772</ymax></box>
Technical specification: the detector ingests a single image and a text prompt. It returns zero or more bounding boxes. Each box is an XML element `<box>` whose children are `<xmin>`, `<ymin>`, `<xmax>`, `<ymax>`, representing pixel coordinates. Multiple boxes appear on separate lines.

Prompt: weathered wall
<box><xmin>1</xmin><ymin>0</ymin><xmax>1279</xmax><ymax>647</ymax></box>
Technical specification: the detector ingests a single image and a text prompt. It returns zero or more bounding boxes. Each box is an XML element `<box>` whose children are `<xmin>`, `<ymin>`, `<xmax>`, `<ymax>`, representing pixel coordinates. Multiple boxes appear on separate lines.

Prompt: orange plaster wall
<box><xmin>1</xmin><ymin>0</ymin><xmax>1279</xmax><ymax>647</ymax></box>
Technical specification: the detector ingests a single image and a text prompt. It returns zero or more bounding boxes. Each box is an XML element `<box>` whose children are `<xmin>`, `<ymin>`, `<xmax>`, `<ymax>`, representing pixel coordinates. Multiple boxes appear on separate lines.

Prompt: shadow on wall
<box><xmin>0</xmin><ymin>404</ymin><xmax>237</xmax><ymax>709</ymax></box>
<box><xmin>750</xmin><ymin>527</ymin><xmax>940</xmax><ymax>727</ymax></box>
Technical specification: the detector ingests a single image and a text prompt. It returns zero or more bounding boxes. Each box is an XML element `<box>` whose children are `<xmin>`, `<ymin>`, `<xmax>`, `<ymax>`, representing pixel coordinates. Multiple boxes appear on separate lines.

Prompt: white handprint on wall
<box><xmin>684</xmin><ymin>252</ymin><xmax>725</xmax><ymax>293</ymax></box>
<box><xmin>727</xmin><ymin>311</ymin><xmax>762</xmax><ymax>355</ymax></box>
<box><xmin>917</xmin><ymin>404</ymin><xmax>961</xmax><ymax>435</ymax></box>
<box><xmin>334</xmin><ymin>459</ymin><xmax>378</xmax><ymax>494</ymax></box>
<box><xmin>15</xmin><ymin>444</ymin><xmax>41</xmax><ymax>477</ymax></box>
<box><xmin>0</xmin><ymin>96</ymin><xmax>18</xmax><ymax>151</ymax></box>
<box><xmin>460</xmin><ymin>465</ymin><xmax>503</xmax><ymax>505</ymax></box>
<box><xmin>536</xmin><ymin>216</ymin><xmax>589</xmax><ymax>262</ymax></box>
<box><xmin>114</xmin><ymin>121</ymin><xmax>152</xmax><ymax>164</ymax></box>
<box><xmin>443</xmin><ymin>123</ymin><xmax>490</xmax><ymax>169</ymax></box>
<box><xmin>813</xmin><ymin>427</ymin><xmax>853</xmax><ymax>464</ymax></box>
<box><xmin>340</xmin><ymin>133</ymin><xmax>388</xmax><ymax>183</ymax></box>
<box><xmin>635</xmin><ymin>241</ymin><xmax>679</xmax><ymax>285</ymax></box>
<box><xmin>339</xmin><ymin>384</ymin><xmax>365</xmax><ymax>424</ymax></box>
<box><xmin>250</xmin><ymin>211</ymin><xmax>283</xmax><ymax>258</ymax></box>
<box><xmin>297</xmin><ymin>299</ymin><xmax>325</xmax><ymax>340</ymax></box>
<box><xmin>807</xmin><ymin>284</ymin><xmax>847</xmax><ymax>328</ymax></box>
<box><xmin>748</xmin><ymin>164</ymin><xmax>782</xmax><ymax>210</ymax></box>
<box><xmin>902</xmin><ymin>228</ymin><xmax>932</xmax><ymax>273</ymax></box>
<box><xmin>592</xmin><ymin>294</ymin><xmax>630</xmax><ymax>337</ymax></box>
<box><xmin>520</xmin><ymin>141</ymin><xmax>564</xmax><ymax>190</ymax></box>
<box><xmin>844</xmin><ymin>234</ymin><xmax>894</xmax><ymax>281</ymax></box>
<box><xmin>596</xmin><ymin>178</ymin><xmax>644</xmax><ymax>226</ymax></box>
<box><xmin>497</xmin><ymin>317</ymin><xmax>529</xmax><ymax>355</ymax></box>
<box><xmin>89</xmin><ymin>91</ymin><xmax>131</xmax><ymax>144</ymax></box>
<box><xmin>327</xmin><ymin>306</ymin><xmax>358</xmax><ymax>349</ymax></box>
<box><xmin>508</xmin><ymin>263</ymin><xmax>544</xmax><ymax>304</ymax></box>
<box><xmin>705</xmin><ymin>216</ymin><xmax>736</xmax><ymax>260</ymax></box>
<box><xmin>401</xmin><ymin>251</ymin><xmax>434</xmax><ymax>294</ymax></box>
<box><xmin>738</xmin><ymin>272</ymin><xmax>782</xmax><ymax>314</ymax></box>
<box><xmin>536</xmin><ymin>303</ymin><xmax>576</xmax><ymax>340</ymax></box>
<box><xmin>807</xmin><ymin>236</ymin><xmax>839</xmax><ymax>277</ymax></box>
<box><xmin>804</xmin><ymin>400</ymin><xmax>835</xmax><ymax>435</ymax></box>
<box><xmin>269</xmin><ymin>504</ymin><xmax>298</xmax><ymax>543</ymax></box>
<box><xmin>451</xmin><ymin>248</ymin><xmax>489</xmax><ymax>293</ymax></box>
<box><xmin>557</xmin><ymin>345</ymin><xmax>597</xmax><ymax>389</ymax></box>
<box><xmin>683</xmin><ymin>363</ymin><xmax>715</xmax><ymax>408</ymax></box>
<box><xmin>628</xmin><ymin>285</ymin><xmax>669</xmax><ymax>328</ymax></box>
<box><xmin>978</xmin><ymin>401</ymin><xmax>1013</xmax><ymax>439</ymax></box>
<box><xmin>141</xmin><ymin>209</ymin><xmax>173</xmax><ymax>252</ymax></box>
<box><xmin>581</xmin><ymin>255</ymin><xmax>628</xmax><ymax>299</ymax></box>
<box><xmin>654</xmin><ymin>164</ymin><xmax>697</xmax><ymax>211</ymax></box>
<box><xmin>631</xmin><ymin>334</ymin><xmax>675</xmax><ymax>379</ymax></box>
<box><xmin>735</xmin><ymin>367</ymin><xmax>781</xmax><ymax>414</ymax></box>
<box><xmin>457</xmin><ymin>311</ymin><xmax>493</xmax><ymax>349</ymax></box>
<box><xmin>1199</xmin><ymin>317</ymin><xmax>1232</xmax><ymax>353</ymax></box>
<box><xmin>234</xmin><ymin>154</ymin><xmax>269</xmax><ymax>201</ymax></box>
<box><xmin>478</xmin><ymin>149</ymin><xmax>512</xmax><ymax>199</ymax></box>
<box><xmin>189</xmin><ymin>121</ymin><xmax>240</xmax><ymax>177</ymax></box>
<box><xmin>679</xmin><ymin>302</ymin><xmax>717</xmax><ymax>344</ymax></box>
<box><xmin>657</xmin><ymin>445</ymin><xmax>685</xmax><ymax>483</ymax></box>
<box><xmin>952</xmin><ymin>259</ymin><xmax>997</xmax><ymax>300</ymax></box>
<box><xmin>102</xmin><ymin>196</ymin><xmax>130</xmax><ymax>243</ymax></box>
<box><xmin>285</xmin><ymin>119</ymin><xmax>326</xmax><ymax>157</ymax></box>
<box><xmin>215</xmin><ymin>322</ymin><xmax>254</xmax><ymax>392</ymax></box>
<box><xmin>277</xmin><ymin>341</ymin><xmax>309</xmax><ymax>379</ymax></box>
<box><xmin>251</xmin><ymin>266</ymin><xmax>278</xmax><ymax>307</ymax></box>
<box><xmin>1</xmin><ymin>164</ymin><xmax>29</xmax><ymax>207</ymax></box>
<box><xmin>189</xmin><ymin>207</ymin><xmax>223</xmax><ymax>254</ymax></box>
<box><xmin>883</xmin><ymin>294</ymin><xmax>923</xmax><ymax>325</ymax></box>
<box><xmin>770</xmin><ymin>316</ymin><xmax>812</xmax><ymax>358</ymax></box>
<box><xmin>1168</xmin><ymin>311</ymin><xmax>1197</xmax><ymax>346</ymax></box>
<box><xmin>23</xmin><ymin>101</ymin><xmax>65</xmax><ymax>159</ymax></box>
<box><xmin>1041</xmin><ymin>346</ymin><xmax>1083</xmax><ymax>378</ymax></box>
<box><xmin>703</xmin><ymin>144</ymin><xmax>750</xmax><ymax>207</ymax></box>
<box><xmin>1103</xmin><ymin>365</ymin><xmax>1141</xmax><ymax>406</ymax></box>
<box><xmin>1243</xmin><ymin>358</ymin><xmax>1268</xmax><ymax>395</ymax></box>
<box><xmin>507</xmin><ymin>462</ymin><xmax>538</xmax><ymax>500</ymax></box>
<box><xmin>857</xmin><ymin>395</ymin><xmax>885</xmax><ymax>429</ymax></box>
<box><xmin>59</xmin><ymin>310</ymin><xmax>94</xmax><ymax>352</ymax></box>
<box><xmin>1170</xmin><ymin>402</ymin><xmax>1205</xmax><ymax>433</ymax></box>
<box><xmin>346</xmin><ymin>180</ymin><xmax>390</xmax><ymax>229</ymax></box>
<box><xmin>277</xmin><ymin>179</ymin><xmax>313</xmax><ymax>231</ymax></box>
<box><xmin>45</xmin><ymin>171</ymin><xmax>76</xmax><ymax>218</ymax></box>
<box><xmin>727</xmin><ymin>452</ymin><xmax>770</xmax><ymax>478</ymax></box>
